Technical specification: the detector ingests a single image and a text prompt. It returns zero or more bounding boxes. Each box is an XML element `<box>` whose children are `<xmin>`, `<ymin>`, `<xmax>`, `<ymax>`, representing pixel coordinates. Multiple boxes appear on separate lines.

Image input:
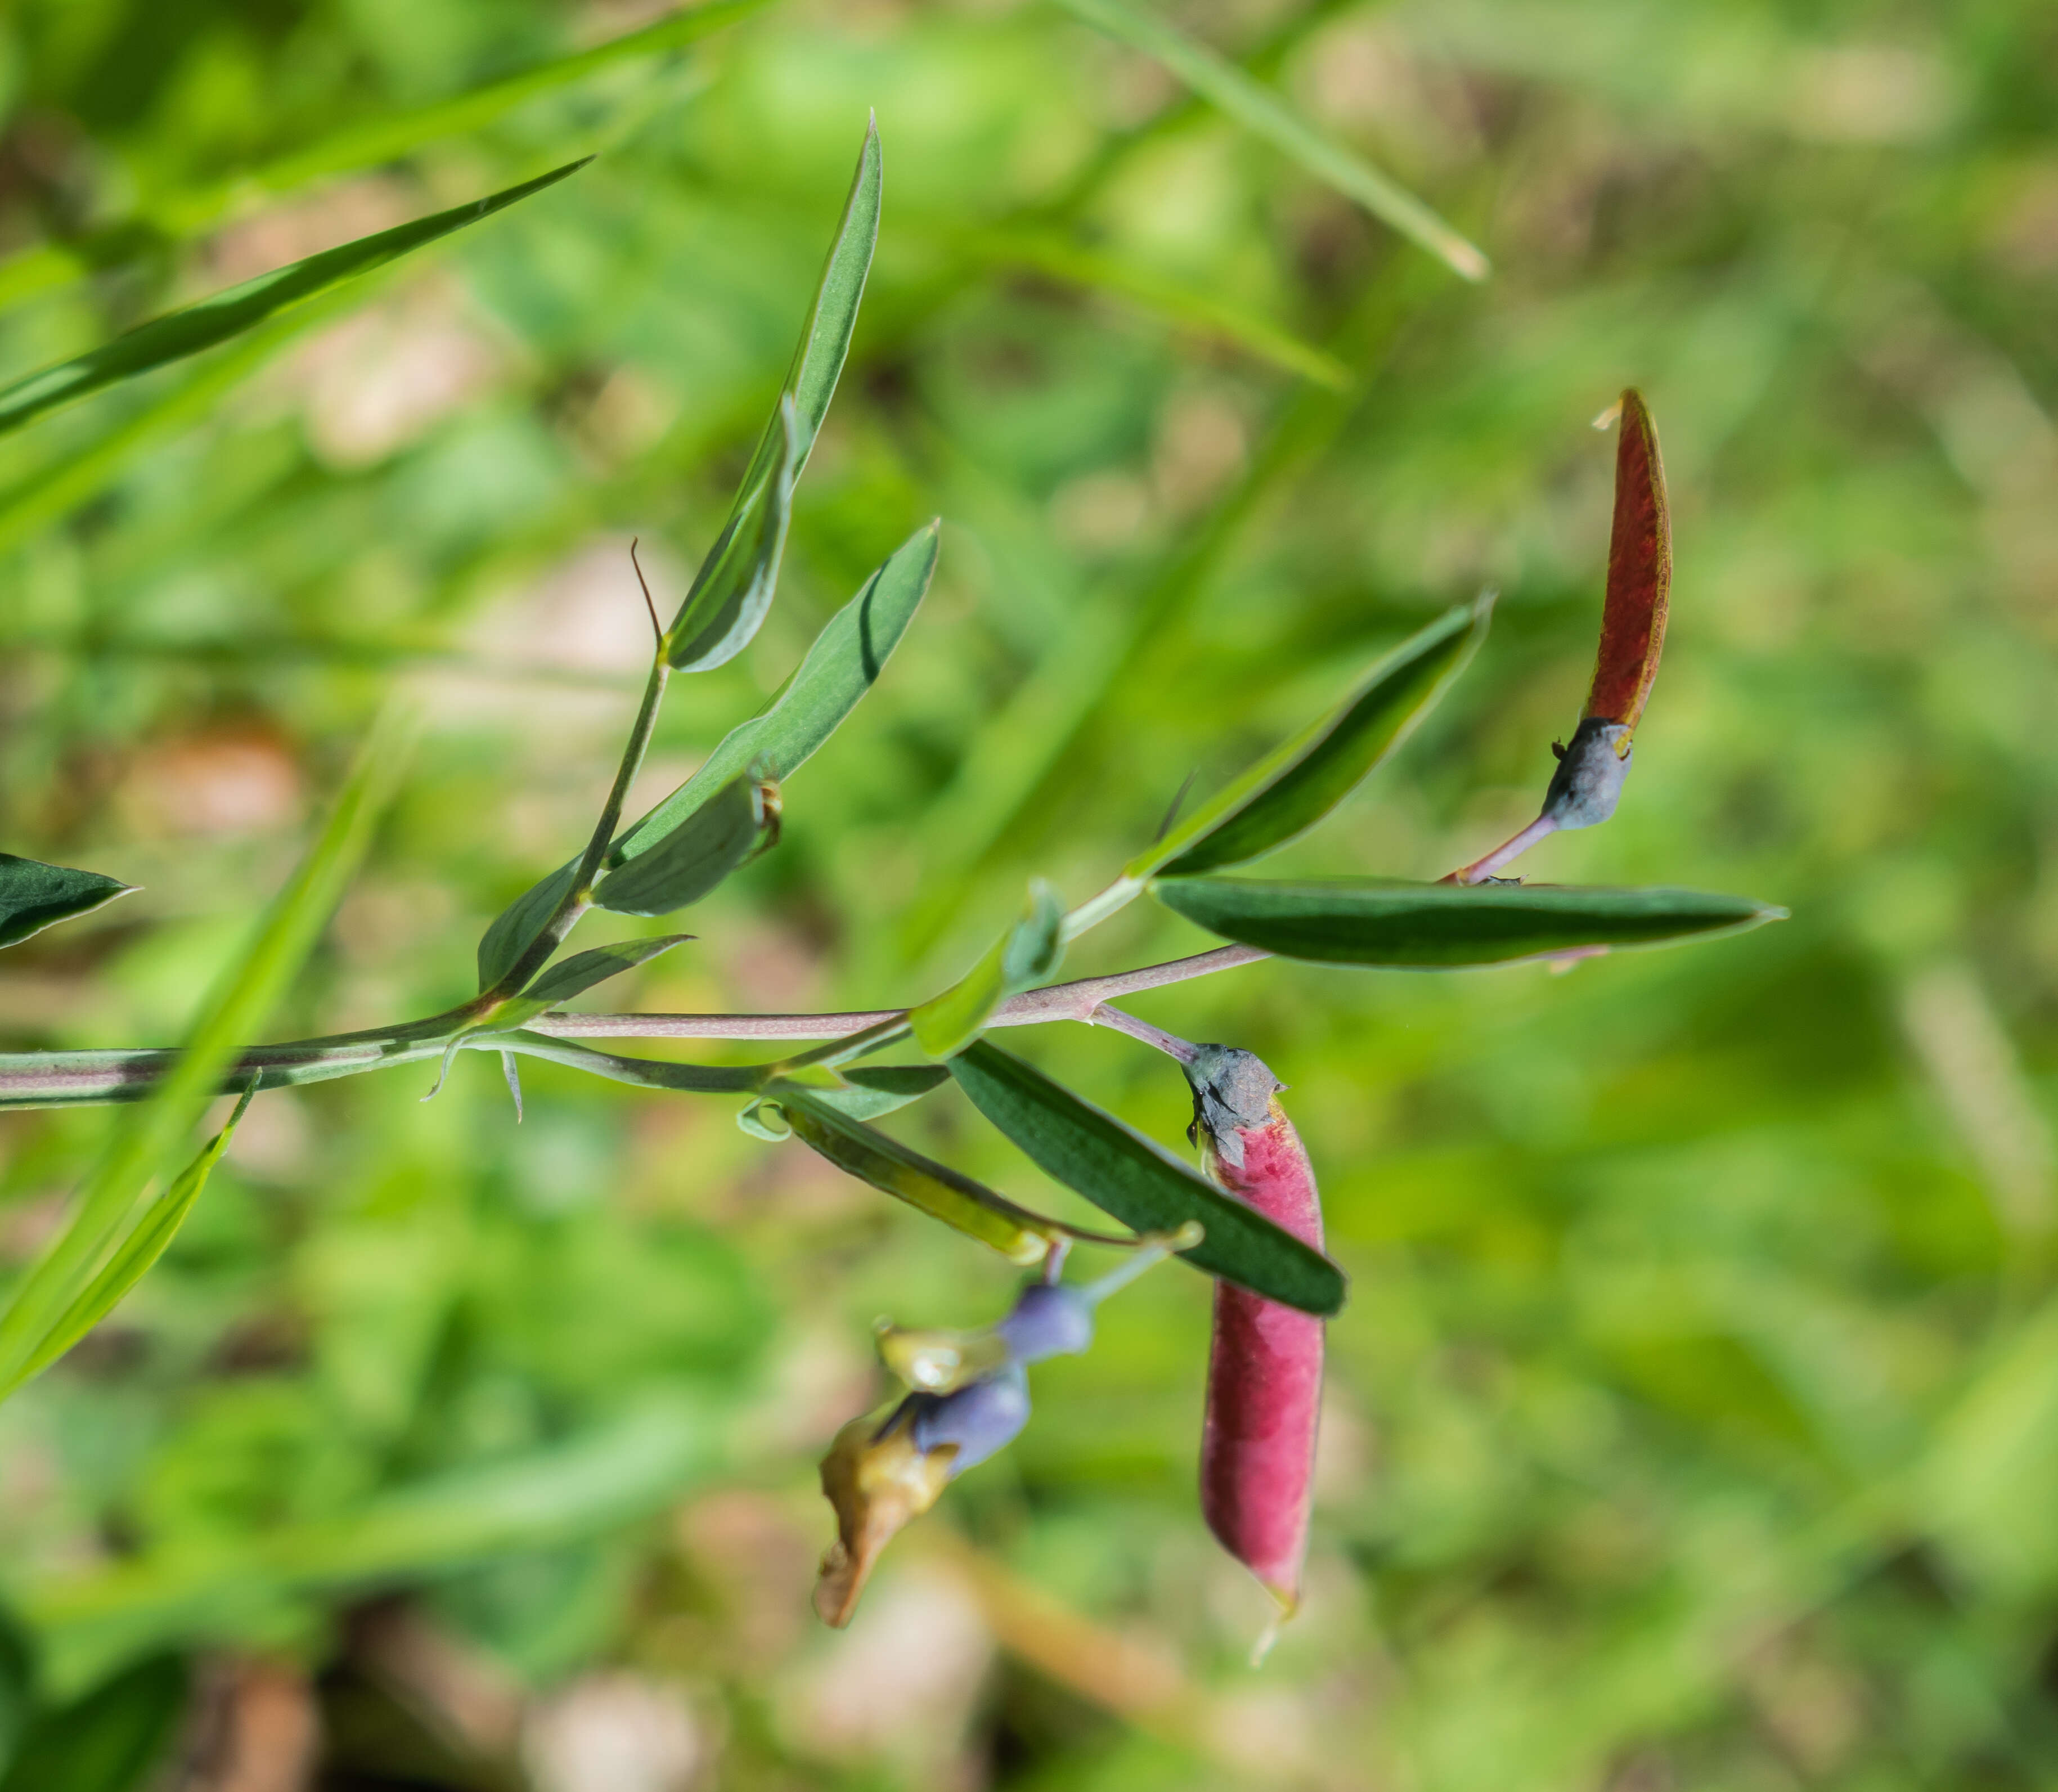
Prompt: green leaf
<box><xmin>0</xmin><ymin>160</ymin><xmax>588</xmax><ymax>438</ymax></box>
<box><xmin>0</xmin><ymin>711</ymin><xmax>413</xmax><ymax>1399</ymax></box>
<box><xmin>16</xmin><ymin>1092</ymin><xmax>252</xmax><ymax>1385</ymax></box>
<box><xmin>664</xmin><ymin>395</ymin><xmax>803</xmax><ymax>671</ymax></box>
<box><xmin>1051</xmin><ymin>0</ymin><xmax>1488</xmax><ymax>283</ymax></box>
<box><xmin>0</xmin><ymin>1655</ymin><xmax>187</xmax><ymax>1792</ymax></box>
<box><xmin>0</xmin><ymin>855</ymin><xmax>133</xmax><ymax>950</ymax></box>
<box><xmin>1144</xmin><ymin>598</ymin><xmax>1490</xmax><ymax>880</ymax></box>
<box><xmin>777</xmin><ymin>1086</ymin><xmax>1058</xmax><ymax>1265</ymax></box>
<box><xmin>594</xmin><ymin>775</ymin><xmax>769</xmax><ymax>917</ymax></box>
<box><xmin>477</xmin><ymin>860</ymin><xmax>578</xmax><ymax>994</ymax></box>
<box><xmin>664</xmin><ymin>115</ymin><xmax>882</xmax><ymax>671</ymax></box>
<box><xmin>615</xmin><ymin>520</ymin><xmax>937</xmax><ymax>863</ymax></box>
<box><xmin>1153</xmin><ymin>878</ymin><xmax>1785</xmax><ymax>967</ymax></box>
<box><xmin>909</xmin><ymin>881</ymin><xmax>1065</xmax><ymax>1060</ymax></box>
<box><xmin>949</xmin><ymin>1041</ymin><xmax>1346</xmax><ymax>1315</ymax></box>
<box><xmin>817</xmin><ymin>1065</ymin><xmax>951</xmax><ymax>1122</ymax></box>
<box><xmin>520</xmin><ymin>935</ymin><xmax>694</xmax><ymax>1009</ymax></box>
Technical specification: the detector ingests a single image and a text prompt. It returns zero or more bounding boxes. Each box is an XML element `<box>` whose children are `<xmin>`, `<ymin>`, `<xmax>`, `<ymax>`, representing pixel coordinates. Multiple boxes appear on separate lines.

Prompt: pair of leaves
<box><xmin>0</xmin><ymin>160</ymin><xmax>588</xmax><ymax>438</ymax></box>
<box><xmin>1153</xmin><ymin>878</ymin><xmax>1783</xmax><ymax>967</ymax></box>
<box><xmin>663</xmin><ymin>118</ymin><xmax>882</xmax><ymax>673</ymax></box>
<box><xmin>474</xmin><ymin>121</ymin><xmax>887</xmax><ymax>988</ymax></box>
<box><xmin>614</xmin><ymin>520</ymin><xmax>938</xmax><ymax>864</ymax></box>
<box><xmin>1134</xmin><ymin>598</ymin><xmax>1491</xmax><ymax>884</ymax></box>
<box><xmin>952</xmin><ymin>1041</ymin><xmax>1347</xmax><ymax>1317</ymax></box>
<box><xmin>477</xmin><ymin>774</ymin><xmax>770</xmax><ymax>1003</ymax></box>
<box><xmin>0</xmin><ymin>856</ymin><xmax>133</xmax><ymax>951</ymax></box>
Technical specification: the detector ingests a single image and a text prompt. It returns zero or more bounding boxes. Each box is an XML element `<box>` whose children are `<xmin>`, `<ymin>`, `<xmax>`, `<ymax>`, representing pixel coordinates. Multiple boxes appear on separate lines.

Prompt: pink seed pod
<box><xmin>1185</xmin><ymin>1045</ymin><xmax>1324</xmax><ymax>1623</ymax></box>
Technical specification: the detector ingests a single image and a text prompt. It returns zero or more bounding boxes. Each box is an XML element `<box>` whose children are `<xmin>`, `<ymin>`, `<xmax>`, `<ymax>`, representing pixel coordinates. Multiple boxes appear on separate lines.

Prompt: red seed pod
<box><xmin>1584</xmin><ymin>387</ymin><xmax>1671</xmax><ymax>733</ymax></box>
<box><xmin>1185</xmin><ymin>1046</ymin><xmax>1324</xmax><ymax>1620</ymax></box>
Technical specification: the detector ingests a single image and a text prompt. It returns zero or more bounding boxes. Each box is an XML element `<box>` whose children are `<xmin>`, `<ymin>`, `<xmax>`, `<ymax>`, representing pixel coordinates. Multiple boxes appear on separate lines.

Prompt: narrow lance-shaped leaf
<box><xmin>0</xmin><ymin>854</ymin><xmax>134</xmax><ymax>949</ymax></box>
<box><xmin>593</xmin><ymin>775</ymin><xmax>771</xmax><ymax>917</ymax></box>
<box><xmin>484</xmin><ymin>935</ymin><xmax>695</xmax><ymax>1032</ymax></box>
<box><xmin>664</xmin><ymin>396</ymin><xmax>802</xmax><ymax>671</ymax></box>
<box><xmin>1154</xmin><ymin>877</ymin><xmax>1783</xmax><ymax>967</ymax></box>
<box><xmin>776</xmin><ymin>1087</ymin><xmax>1059</xmax><ymax>1266</ymax></box>
<box><xmin>949</xmin><ymin>1041</ymin><xmax>1347</xmax><ymax>1317</ymax></box>
<box><xmin>1145</xmin><ymin>598</ymin><xmax>1490</xmax><ymax>881</ymax></box>
<box><xmin>0</xmin><ymin>160</ymin><xmax>588</xmax><ymax>437</ymax></box>
<box><xmin>0</xmin><ymin>711</ymin><xmax>413</xmax><ymax>1399</ymax></box>
<box><xmin>909</xmin><ymin>881</ymin><xmax>1064</xmax><ymax>1061</ymax></box>
<box><xmin>16</xmin><ymin>1089</ymin><xmax>254</xmax><ymax>1384</ymax></box>
<box><xmin>665</xmin><ymin>118</ymin><xmax>882</xmax><ymax>672</ymax></box>
<box><xmin>477</xmin><ymin>860</ymin><xmax>578</xmax><ymax>993</ymax></box>
<box><xmin>615</xmin><ymin>520</ymin><xmax>937</xmax><ymax>863</ymax></box>
<box><xmin>1052</xmin><ymin>0</ymin><xmax>1488</xmax><ymax>282</ymax></box>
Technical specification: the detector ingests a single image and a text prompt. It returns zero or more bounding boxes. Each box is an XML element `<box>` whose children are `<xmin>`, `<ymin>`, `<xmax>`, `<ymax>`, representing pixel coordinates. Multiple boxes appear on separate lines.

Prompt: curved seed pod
<box><xmin>1584</xmin><ymin>388</ymin><xmax>1670</xmax><ymax>733</ymax></box>
<box><xmin>1184</xmin><ymin>1044</ymin><xmax>1324</xmax><ymax>1623</ymax></box>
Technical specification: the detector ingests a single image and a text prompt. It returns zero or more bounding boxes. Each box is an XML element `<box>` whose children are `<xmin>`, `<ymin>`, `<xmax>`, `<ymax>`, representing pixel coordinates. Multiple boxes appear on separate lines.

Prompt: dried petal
<box><xmin>814</xmin><ymin>1404</ymin><xmax>958</xmax><ymax>1628</ymax></box>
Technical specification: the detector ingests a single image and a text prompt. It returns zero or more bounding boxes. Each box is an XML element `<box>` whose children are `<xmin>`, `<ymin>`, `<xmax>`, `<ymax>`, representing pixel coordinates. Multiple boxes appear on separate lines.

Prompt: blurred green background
<box><xmin>2</xmin><ymin>0</ymin><xmax>2056</xmax><ymax>1785</ymax></box>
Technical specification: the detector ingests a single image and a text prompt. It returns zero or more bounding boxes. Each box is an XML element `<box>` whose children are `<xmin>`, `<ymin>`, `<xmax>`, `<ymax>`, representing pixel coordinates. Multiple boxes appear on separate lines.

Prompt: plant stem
<box><xmin>486</xmin><ymin>652</ymin><xmax>671</xmax><ymax>1003</ymax></box>
<box><xmin>0</xmin><ymin>945</ymin><xmax>1271</xmax><ymax>1110</ymax></box>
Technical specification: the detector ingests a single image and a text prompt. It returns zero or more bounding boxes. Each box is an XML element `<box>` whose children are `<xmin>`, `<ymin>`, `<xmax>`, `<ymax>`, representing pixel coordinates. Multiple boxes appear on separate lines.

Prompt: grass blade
<box><xmin>1052</xmin><ymin>0</ymin><xmax>1488</xmax><ymax>282</ymax></box>
<box><xmin>964</xmin><ymin>230</ymin><xmax>1351</xmax><ymax>387</ymax></box>
<box><xmin>16</xmin><ymin>1089</ymin><xmax>254</xmax><ymax>1384</ymax></box>
<box><xmin>950</xmin><ymin>1041</ymin><xmax>1347</xmax><ymax>1315</ymax></box>
<box><xmin>0</xmin><ymin>711</ymin><xmax>414</xmax><ymax>1399</ymax></box>
<box><xmin>0</xmin><ymin>160</ymin><xmax>588</xmax><ymax>438</ymax></box>
<box><xmin>0</xmin><ymin>2</ymin><xmax>773</xmax><ymax>314</ymax></box>
<box><xmin>1153</xmin><ymin>877</ymin><xmax>1785</xmax><ymax>967</ymax></box>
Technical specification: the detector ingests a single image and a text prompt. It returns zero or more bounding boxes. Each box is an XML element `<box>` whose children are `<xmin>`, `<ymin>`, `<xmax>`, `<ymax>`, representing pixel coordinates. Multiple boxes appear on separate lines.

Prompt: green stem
<box><xmin>484</xmin><ymin>654</ymin><xmax>671</xmax><ymax>1004</ymax></box>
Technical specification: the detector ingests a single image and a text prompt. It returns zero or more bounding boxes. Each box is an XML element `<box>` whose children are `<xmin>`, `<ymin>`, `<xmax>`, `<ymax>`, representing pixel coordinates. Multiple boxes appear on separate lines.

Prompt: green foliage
<box><xmin>0</xmin><ymin>855</ymin><xmax>132</xmax><ymax>950</ymax></box>
<box><xmin>1145</xmin><ymin>598</ymin><xmax>1491</xmax><ymax>878</ymax></box>
<box><xmin>663</xmin><ymin>116</ymin><xmax>882</xmax><ymax>672</ymax></box>
<box><xmin>592</xmin><ymin>776</ymin><xmax>768</xmax><ymax>916</ymax></box>
<box><xmin>0</xmin><ymin>0</ymin><xmax>2052</xmax><ymax>1783</ymax></box>
<box><xmin>910</xmin><ymin>879</ymin><xmax>1065</xmax><ymax>1059</ymax></box>
<box><xmin>617</xmin><ymin>519</ymin><xmax>938</xmax><ymax>859</ymax></box>
<box><xmin>0</xmin><ymin>161</ymin><xmax>588</xmax><ymax>436</ymax></box>
<box><xmin>1153</xmin><ymin>877</ymin><xmax>1781</xmax><ymax>965</ymax></box>
<box><xmin>0</xmin><ymin>1657</ymin><xmax>186</xmax><ymax>1792</ymax></box>
<box><xmin>950</xmin><ymin>1042</ymin><xmax>1346</xmax><ymax>1315</ymax></box>
<box><xmin>0</xmin><ymin>715</ymin><xmax>412</xmax><ymax>1396</ymax></box>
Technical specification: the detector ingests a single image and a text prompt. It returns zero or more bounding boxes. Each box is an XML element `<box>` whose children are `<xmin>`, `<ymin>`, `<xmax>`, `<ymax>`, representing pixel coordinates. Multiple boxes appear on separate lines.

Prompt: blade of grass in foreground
<box><xmin>0</xmin><ymin>159</ymin><xmax>588</xmax><ymax>438</ymax></box>
<box><xmin>961</xmin><ymin>230</ymin><xmax>1351</xmax><ymax>387</ymax></box>
<box><xmin>0</xmin><ymin>1</ymin><xmax>772</xmax><ymax>313</ymax></box>
<box><xmin>1052</xmin><ymin>0</ymin><xmax>1489</xmax><ymax>282</ymax></box>
<box><xmin>0</xmin><ymin>711</ymin><xmax>414</xmax><ymax>1399</ymax></box>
